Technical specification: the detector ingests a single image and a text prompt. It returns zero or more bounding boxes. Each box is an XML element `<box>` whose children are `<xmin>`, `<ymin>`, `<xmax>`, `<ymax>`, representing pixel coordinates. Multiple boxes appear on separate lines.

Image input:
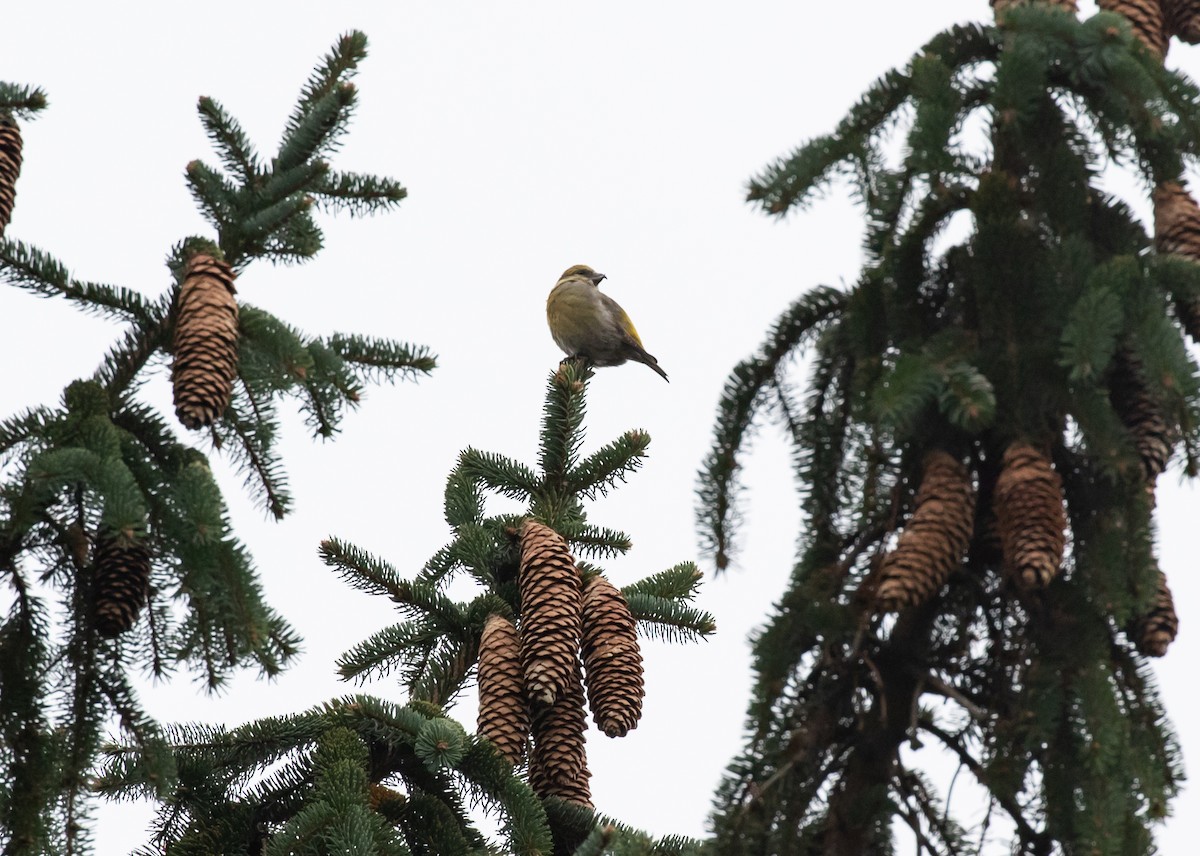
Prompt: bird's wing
<box><xmin>600</xmin><ymin>292</ymin><xmax>645</xmax><ymax>348</ymax></box>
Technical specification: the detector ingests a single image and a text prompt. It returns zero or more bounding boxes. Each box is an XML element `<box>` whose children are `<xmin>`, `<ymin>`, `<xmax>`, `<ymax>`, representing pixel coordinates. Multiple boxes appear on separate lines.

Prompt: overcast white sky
<box><xmin>1</xmin><ymin>1</ymin><xmax>1197</xmax><ymax>853</ymax></box>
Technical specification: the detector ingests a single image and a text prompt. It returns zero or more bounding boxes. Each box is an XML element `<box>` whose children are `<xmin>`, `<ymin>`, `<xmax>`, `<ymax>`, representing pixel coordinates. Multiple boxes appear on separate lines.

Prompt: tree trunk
<box><xmin>823</xmin><ymin>609</ymin><xmax>931</xmax><ymax>855</ymax></box>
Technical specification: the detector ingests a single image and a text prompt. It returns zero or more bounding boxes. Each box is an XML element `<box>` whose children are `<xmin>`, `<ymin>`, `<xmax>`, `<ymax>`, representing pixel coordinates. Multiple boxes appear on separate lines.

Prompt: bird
<box><xmin>545</xmin><ymin>264</ymin><xmax>669</xmax><ymax>382</ymax></box>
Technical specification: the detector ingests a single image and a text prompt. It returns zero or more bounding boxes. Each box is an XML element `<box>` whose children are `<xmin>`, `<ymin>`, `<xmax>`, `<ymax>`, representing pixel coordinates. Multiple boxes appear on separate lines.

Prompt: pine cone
<box><xmin>93</xmin><ymin>531</ymin><xmax>151</xmax><ymax>638</ymax></box>
<box><xmin>1154</xmin><ymin>181</ymin><xmax>1200</xmax><ymax>258</ymax></box>
<box><xmin>518</xmin><ymin>521</ymin><xmax>583</xmax><ymax>705</ymax></box>
<box><xmin>477</xmin><ymin>614</ymin><xmax>529</xmax><ymax>765</ymax></box>
<box><xmin>1109</xmin><ymin>350</ymin><xmax>1173</xmax><ymax>483</ymax></box>
<box><xmin>1134</xmin><ymin>569</ymin><xmax>1178</xmax><ymax>657</ymax></box>
<box><xmin>0</xmin><ymin>115</ymin><xmax>22</xmax><ymax>238</ymax></box>
<box><xmin>1152</xmin><ymin>182</ymin><xmax>1200</xmax><ymax>340</ymax></box>
<box><xmin>528</xmin><ymin>657</ymin><xmax>592</xmax><ymax>808</ymax></box>
<box><xmin>993</xmin><ymin>444</ymin><xmax>1067</xmax><ymax>591</ymax></box>
<box><xmin>580</xmin><ymin>575</ymin><xmax>644</xmax><ymax>738</ymax></box>
<box><xmin>1165</xmin><ymin>0</ymin><xmax>1200</xmax><ymax>41</ymax></box>
<box><xmin>875</xmin><ymin>451</ymin><xmax>976</xmax><ymax>611</ymax></box>
<box><xmin>1099</xmin><ymin>0</ymin><xmax>1169</xmax><ymax>56</ymax></box>
<box><xmin>171</xmin><ymin>253</ymin><xmax>239</xmax><ymax>429</ymax></box>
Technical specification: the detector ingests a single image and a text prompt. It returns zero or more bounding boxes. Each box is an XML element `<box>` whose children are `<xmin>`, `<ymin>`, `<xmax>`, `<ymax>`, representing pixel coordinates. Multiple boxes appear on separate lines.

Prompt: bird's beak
<box><xmin>590</xmin><ymin>272</ymin><xmax>606</xmax><ymax>285</ymax></box>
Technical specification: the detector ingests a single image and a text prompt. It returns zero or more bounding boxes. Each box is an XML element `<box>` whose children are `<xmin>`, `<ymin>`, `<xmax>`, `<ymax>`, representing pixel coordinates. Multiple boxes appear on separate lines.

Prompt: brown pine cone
<box><xmin>528</xmin><ymin>657</ymin><xmax>592</xmax><ymax>808</ymax></box>
<box><xmin>93</xmin><ymin>531</ymin><xmax>151</xmax><ymax>638</ymax></box>
<box><xmin>993</xmin><ymin>444</ymin><xmax>1067</xmax><ymax>591</ymax></box>
<box><xmin>476</xmin><ymin>614</ymin><xmax>529</xmax><ymax>765</ymax></box>
<box><xmin>368</xmin><ymin>783</ymin><xmax>406</xmax><ymax>813</ymax></box>
<box><xmin>1109</xmin><ymin>350</ymin><xmax>1174</xmax><ymax>483</ymax></box>
<box><xmin>875</xmin><ymin>451</ymin><xmax>976</xmax><ymax>611</ymax></box>
<box><xmin>1099</xmin><ymin>0</ymin><xmax>1169</xmax><ymax>56</ymax></box>
<box><xmin>1154</xmin><ymin>181</ymin><xmax>1200</xmax><ymax>258</ymax></box>
<box><xmin>580</xmin><ymin>575</ymin><xmax>644</xmax><ymax>737</ymax></box>
<box><xmin>1152</xmin><ymin>182</ymin><xmax>1200</xmax><ymax>340</ymax></box>
<box><xmin>1134</xmin><ymin>569</ymin><xmax>1178</xmax><ymax>657</ymax></box>
<box><xmin>0</xmin><ymin>115</ymin><xmax>22</xmax><ymax>238</ymax></box>
<box><xmin>517</xmin><ymin>521</ymin><xmax>583</xmax><ymax>705</ymax></box>
<box><xmin>171</xmin><ymin>253</ymin><xmax>239</xmax><ymax>429</ymax></box>
<box><xmin>1165</xmin><ymin>0</ymin><xmax>1200</xmax><ymax>41</ymax></box>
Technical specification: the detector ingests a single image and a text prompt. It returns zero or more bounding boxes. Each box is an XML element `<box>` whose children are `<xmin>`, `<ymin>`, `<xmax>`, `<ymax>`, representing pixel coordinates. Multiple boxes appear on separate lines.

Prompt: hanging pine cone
<box><xmin>528</xmin><ymin>657</ymin><xmax>592</xmax><ymax>808</ymax></box>
<box><xmin>1153</xmin><ymin>181</ymin><xmax>1200</xmax><ymax>258</ymax></box>
<box><xmin>518</xmin><ymin>520</ymin><xmax>583</xmax><ymax>705</ymax></box>
<box><xmin>171</xmin><ymin>253</ymin><xmax>239</xmax><ymax>429</ymax></box>
<box><xmin>368</xmin><ymin>783</ymin><xmax>407</xmax><ymax>814</ymax></box>
<box><xmin>580</xmin><ymin>575</ymin><xmax>644</xmax><ymax>738</ymax></box>
<box><xmin>477</xmin><ymin>613</ymin><xmax>529</xmax><ymax>765</ymax></box>
<box><xmin>875</xmin><ymin>451</ymin><xmax>976</xmax><ymax>611</ymax></box>
<box><xmin>93</xmin><ymin>531</ymin><xmax>151</xmax><ymax>638</ymax></box>
<box><xmin>1165</xmin><ymin>0</ymin><xmax>1200</xmax><ymax>41</ymax></box>
<box><xmin>0</xmin><ymin>114</ymin><xmax>22</xmax><ymax>238</ymax></box>
<box><xmin>993</xmin><ymin>444</ymin><xmax>1067</xmax><ymax>591</ymax></box>
<box><xmin>1152</xmin><ymin>182</ymin><xmax>1200</xmax><ymax>340</ymax></box>
<box><xmin>1098</xmin><ymin>0</ymin><xmax>1169</xmax><ymax>55</ymax></box>
<box><xmin>1109</xmin><ymin>350</ymin><xmax>1173</xmax><ymax>483</ymax></box>
<box><xmin>1134</xmin><ymin>570</ymin><xmax>1178</xmax><ymax>657</ymax></box>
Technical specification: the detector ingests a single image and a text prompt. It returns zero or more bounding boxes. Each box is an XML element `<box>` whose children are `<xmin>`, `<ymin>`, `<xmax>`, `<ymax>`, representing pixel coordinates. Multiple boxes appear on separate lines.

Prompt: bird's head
<box><xmin>559</xmin><ymin>264</ymin><xmax>606</xmax><ymax>286</ymax></box>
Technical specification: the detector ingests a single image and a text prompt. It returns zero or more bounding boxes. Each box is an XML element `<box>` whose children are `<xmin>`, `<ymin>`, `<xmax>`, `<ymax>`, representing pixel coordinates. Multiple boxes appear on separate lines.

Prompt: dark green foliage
<box><xmin>96</xmin><ymin>698</ymin><xmax>549</xmax><ymax>856</ymax></box>
<box><xmin>0</xmin><ymin>82</ymin><xmax>48</xmax><ymax>119</ymax></box>
<box><xmin>0</xmin><ymin>35</ymin><xmax>431</xmax><ymax>855</ymax></box>
<box><xmin>702</xmin><ymin>7</ymin><xmax>1190</xmax><ymax>854</ymax></box>
<box><xmin>549</xmin><ymin>798</ymin><xmax>708</xmax><ymax>856</ymax></box>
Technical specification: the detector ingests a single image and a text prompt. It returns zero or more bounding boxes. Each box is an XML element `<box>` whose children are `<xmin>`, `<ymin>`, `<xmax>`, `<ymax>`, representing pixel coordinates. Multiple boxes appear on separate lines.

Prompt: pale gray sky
<box><xmin>1</xmin><ymin>2</ymin><xmax>1196</xmax><ymax>853</ymax></box>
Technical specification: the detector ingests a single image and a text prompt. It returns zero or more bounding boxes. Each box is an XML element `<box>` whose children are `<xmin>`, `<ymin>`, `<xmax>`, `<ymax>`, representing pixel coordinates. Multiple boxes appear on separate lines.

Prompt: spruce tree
<box><xmin>99</xmin><ymin>360</ymin><xmax>716</xmax><ymax>855</ymax></box>
<box><xmin>700</xmin><ymin>3</ymin><xmax>1195</xmax><ymax>853</ymax></box>
<box><xmin>0</xmin><ymin>34</ymin><xmax>433</xmax><ymax>855</ymax></box>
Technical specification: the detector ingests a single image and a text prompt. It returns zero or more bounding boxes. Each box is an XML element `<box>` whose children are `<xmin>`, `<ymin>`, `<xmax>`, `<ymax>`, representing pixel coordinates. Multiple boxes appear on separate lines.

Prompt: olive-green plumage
<box><xmin>545</xmin><ymin>264</ymin><xmax>669</xmax><ymax>382</ymax></box>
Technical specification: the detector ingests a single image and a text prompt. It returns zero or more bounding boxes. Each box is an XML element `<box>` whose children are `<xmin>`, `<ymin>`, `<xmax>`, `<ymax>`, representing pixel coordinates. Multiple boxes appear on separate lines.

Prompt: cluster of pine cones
<box><xmin>476</xmin><ymin>521</ymin><xmax>645</xmax><ymax>807</ymax></box>
<box><xmin>867</xmin><ymin>442</ymin><xmax>1177</xmax><ymax>658</ymax></box>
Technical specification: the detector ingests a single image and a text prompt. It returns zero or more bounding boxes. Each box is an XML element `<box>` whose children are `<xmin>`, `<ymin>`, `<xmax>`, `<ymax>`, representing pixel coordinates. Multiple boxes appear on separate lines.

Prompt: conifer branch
<box><xmin>623</xmin><ymin>592</ymin><xmax>715</xmax><ymax>643</ymax></box>
<box><xmin>698</xmin><ymin>286</ymin><xmax>847</xmax><ymax>570</ymax></box>
<box><xmin>0</xmin><ymin>404</ymin><xmax>54</xmax><ymax>457</ymax></box>
<box><xmin>459</xmin><ymin>448</ymin><xmax>540</xmax><ymax>501</ymax></box>
<box><xmin>0</xmin><ymin>239</ymin><xmax>158</xmax><ymax>324</ymax></box>
<box><xmin>320</xmin><ymin>536</ymin><xmax>408</xmax><ymax>601</ymax></box>
<box><xmin>539</xmin><ymin>358</ymin><xmax>592</xmax><ymax>484</ymax></box>
<box><xmin>336</xmin><ymin>619</ymin><xmax>444</xmax><ymax>683</ymax></box>
<box><xmin>284</xmin><ymin>31</ymin><xmax>367</xmax><ymax>145</ymax></box>
<box><xmin>920</xmin><ymin>720</ymin><xmax>1046</xmax><ymax>850</ymax></box>
<box><xmin>276</xmin><ymin>86</ymin><xmax>355</xmax><ymax>173</ymax></box>
<box><xmin>0</xmin><ymin>82</ymin><xmax>48</xmax><ymax>117</ymax></box>
<box><xmin>327</xmin><ymin>332</ymin><xmax>437</xmax><ymax>378</ymax></box>
<box><xmin>313</xmin><ymin>171</ymin><xmax>408</xmax><ymax>216</ymax></box>
<box><xmin>196</xmin><ymin>96</ymin><xmax>262</xmax><ymax>183</ymax></box>
<box><xmin>561</xmin><ymin>522</ymin><xmax>632</xmax><ymax>559</ymax></box>
<box><xmin>184</xmin><ymin>158</ymin><xmax>239</xmax><ymax>231</ymax></box>
<box><xmin>567</xmin><ymin>429</ymin><xmax>650</xmax><ymax>499</ymax></box>
<box><xmin>622</xmin><ymin>562</ymin><xmax>702</xmax><ymax>601</ymax></box>
<box><xmin>216</xmin><ymin>386</ymin><xmax>290</xmax><ymax>519</ymax></box>
<box><xmin>93</xmin><ymin>322</ymin><xmax>170</xmax><ymax>400</ymax></box>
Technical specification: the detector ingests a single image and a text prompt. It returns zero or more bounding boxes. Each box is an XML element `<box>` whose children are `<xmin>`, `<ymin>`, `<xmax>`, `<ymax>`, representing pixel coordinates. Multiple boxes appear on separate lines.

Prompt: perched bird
<box><xmin>545</xmin><ymin>265</ymin><xmax>669</xmax><ymax>382</ymax></box>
